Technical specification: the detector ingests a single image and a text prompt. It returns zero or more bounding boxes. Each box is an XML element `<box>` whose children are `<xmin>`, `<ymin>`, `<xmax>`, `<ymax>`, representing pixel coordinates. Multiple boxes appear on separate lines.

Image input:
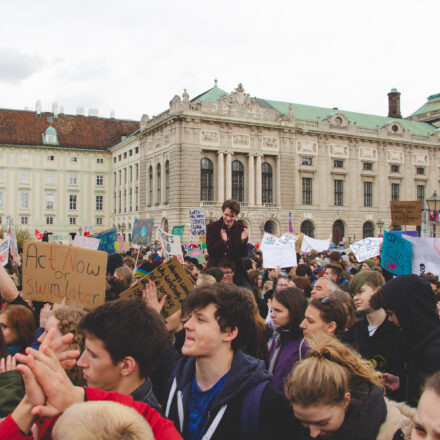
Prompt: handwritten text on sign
<box><xmin>189</xmin><ymin>209</ymin><xmax>206</xmax><ymax>236</ymax></box>
<box><xmin>22</xmin><ymin>241</ymin><xmax>107</xmax><ymax>308</ymax></box>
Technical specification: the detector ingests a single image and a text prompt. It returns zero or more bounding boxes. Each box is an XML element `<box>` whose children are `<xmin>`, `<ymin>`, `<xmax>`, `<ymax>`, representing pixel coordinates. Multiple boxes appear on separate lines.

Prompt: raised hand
<box><xmin>39</xmin><ymin>303</ymin><xmax>53</xmax><ymax>328</ymax></box>
<box><xmin>142</xmin><ymin>281</ymin><xmax>167</xmax><ymax>315</ymax></box>
<box><xmin>0</xmin><ymin>354</ymin><xmax>17</xmax><ymax>373</ymax></box>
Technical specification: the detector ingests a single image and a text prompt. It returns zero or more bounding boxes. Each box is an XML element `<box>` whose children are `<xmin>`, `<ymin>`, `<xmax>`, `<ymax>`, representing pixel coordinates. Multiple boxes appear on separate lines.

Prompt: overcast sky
<box><xmin>0</xmin><ymin>0</ymin><xmax>438</xmax><ymax>121</ymax></box>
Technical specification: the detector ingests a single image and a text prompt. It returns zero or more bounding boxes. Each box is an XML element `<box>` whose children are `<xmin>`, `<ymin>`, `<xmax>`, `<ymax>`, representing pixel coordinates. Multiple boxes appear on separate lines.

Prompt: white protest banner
<box><xmin>403</xmin><ymin>236</ymin><xmax>440</xmax><ymax>276</ymax></box>
<box><xmin>278</xmin><ymin>233</ymin><xmax>298</xmax><ymax>246</ymax></box>
<box><xmin>262</xmin><ymin>243</ymin><xmax>297</xmax><ymax>269</ymax></box>
<box><xmin>159</xmin><ymin>228</ymin><xmax>184</xmax><ymax>264</ymax></box>
<box><xmin>301</xmin><ymin>235</ymin><xmax>331</xmax><ymax>253</ymax></box>
<box><xmin>349</xmin><ymin>237</ymin><xmax>382</xmax><ymax>262</ymax></box>
<box><xmin>5</xmin><ymin>225</ymin><xmax>19</xmax><ymax>262</ymax></box>
<box><xmin>48</xmin><ymin>233</ymin><xmax>71</xmax><ymax>245</ymax></box>
<box><xmin>72</xmin><ymin>235</ymin><xmax>100</xmax><ymax>251</ymax></box>
<box><xmin>0</xmin><ymin>239</ymin><xmax>10</xmax><ymax>267</ymax></box>
<box><xmin>189</xmin><ymin>209</ymin><xmax>206</xmax><ymax>236</ymax></box>
<box><xmin>260</xmin><ymin>233</ymin><xmax>280</xmax><ymax>251</ymax></box>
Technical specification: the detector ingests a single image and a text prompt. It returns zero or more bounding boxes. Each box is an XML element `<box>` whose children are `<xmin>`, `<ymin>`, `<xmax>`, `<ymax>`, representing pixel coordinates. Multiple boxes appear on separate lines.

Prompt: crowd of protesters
<box><xmin>0</xmin><ymin>198</ymin><xmax>439</xmax><ymax>439</ymax></box>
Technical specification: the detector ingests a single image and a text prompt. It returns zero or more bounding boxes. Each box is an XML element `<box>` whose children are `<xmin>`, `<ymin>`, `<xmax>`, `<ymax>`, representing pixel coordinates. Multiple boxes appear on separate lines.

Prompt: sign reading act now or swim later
<box><xmin>22</xmin><ymin>241</ymin><xmax>107</xmax><ymax>309</ymax></box>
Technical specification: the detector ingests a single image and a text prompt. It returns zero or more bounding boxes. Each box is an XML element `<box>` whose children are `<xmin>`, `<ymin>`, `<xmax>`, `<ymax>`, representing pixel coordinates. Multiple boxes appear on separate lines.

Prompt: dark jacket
<box><xmin>0</xmin><ymin>370</ymin><xmax>24</xmax><ymax>418</ymax></box>
<box><xmin>382</xmin><ymin>274</ymin><xmax>440</xmax><ymax>407</ymax></box>
<box><xmin>165</xmin><ymin>350</ymin><xmax>299</xmax><ymax>440</ymax></box>
<box><xmin>131</xmin><ymin>377</ymin><xmax>162</xmax><ymax>413</ymax></box>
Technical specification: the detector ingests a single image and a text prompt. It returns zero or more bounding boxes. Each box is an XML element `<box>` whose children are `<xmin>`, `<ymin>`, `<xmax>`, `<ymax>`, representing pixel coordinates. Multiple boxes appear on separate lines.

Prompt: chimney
<box><xmin>387</xmin><ymin>88</ymin><xmax>402</xmax><ymax>118</ymax></box>
<box><xmin>89</xmin><ymin>108</ymin><xmax>99</xmax><ymax>117</ymax></box>
<box><xmin>24</xmin><ymin>106</ymin><xmax>29</xmax><ymax>111</ymax></box>
<box><xmin>52</xmin><ymin>102</ymin><xmax>59</xmax><ymax>117</ymax></box>
<box><xmin>110</xmin><ymin>110</ymin><xmax>115</xmax><ymax>119</ymax></box>
<box><xmin>59</xmin><ymin>105</ymin><xmax>64</xmax><ymax>115</ymax></box>
<box><xmin>77</xmin><ymin>107</ymin><xmax>85</xmax><ymax>116</ymax></box>
<box><xmin>35</xmin><ymin>100</ymin><xmax>42</xmax><ymax>115</ymax></box>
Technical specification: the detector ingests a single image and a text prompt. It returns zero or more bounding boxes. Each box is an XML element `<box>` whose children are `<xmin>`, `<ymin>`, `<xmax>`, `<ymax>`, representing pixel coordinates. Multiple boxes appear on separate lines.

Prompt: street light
<box><xmin>376</xmin><ymin>219</ymin><xmax>384</xmax><ymax>236</ymax></box>
<box><xmin>426</xmin><ymin>191</ymin><xmax>440</xmax><ymax>237</ymax></box>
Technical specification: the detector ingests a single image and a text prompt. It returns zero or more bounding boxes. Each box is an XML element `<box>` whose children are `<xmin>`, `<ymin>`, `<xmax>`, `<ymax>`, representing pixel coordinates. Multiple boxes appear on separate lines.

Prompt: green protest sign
<box><xmin>172</xmin><ymin>225</ymin><xmax>185</xmax><ymax>236</ymax></box>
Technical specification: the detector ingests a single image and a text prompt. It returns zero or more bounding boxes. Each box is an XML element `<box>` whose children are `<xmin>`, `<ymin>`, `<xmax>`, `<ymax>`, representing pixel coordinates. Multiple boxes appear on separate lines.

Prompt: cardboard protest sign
<box><xmin>92</xmin><ymin>228</ymin><xmax>118</xmax><ymax>254</ymax></box>
<box><xmin>120</xmin><ymin>256</ymin><xmax>194</xmax><ymax>318</ymax></box>
<box><xmin>0</xmin><ymin>239</ymin><xmax>9</xmax><ymax>267</ymax></box>
<box><xmin>159</xmin><ymin>228</ymin><xmax>184</xmax><ymax>264</ymax></box>
<box><xmin>48</xmin><ymin>233</ymin><xmax>71</xmax><ymax>245</ymax></box>
<box><xmin>381</xmin><ymin>230</ymin><xmax>412</xmax><ymax>276</ymax></box>
<box><xmin>301</xmin><ymin>235</ymin><xmax>331</xmax><ymax>253</ymax></box>
<box><xmin>403</xmin><ymin>236</ymin><xmax>440</xmax><ymax>276</ymax></box>
<box><xmin>72</xmin><ymin>235</ymin><xmax>100</xmax><ymax>251</ymax></box>
<box><xmin>172</xmin><ymin>225</ymin><xmax>185</xmax><ymax>237</ymax></box>
<box><xmin>132</xmin><ymin>219</ymin><xmax>154</xmax><ymax>245</ymax></box>
<box><xmin>390</xmin><ymin>201</ymin><xmax>422</xmax><ymax>226</ymax></box>
<box><xmin>349</xmin><ymin>237</ymin><xmax>382</xmax><ymax>262</ymax></box>
<box><xmin>187</xmin><ymin>247</ymin><xmax>204</xmax><ymax>265</ymax></box>
<box><xmin>22</xmin><ymin>241</ymin><xmax>107</xmax><ymax>308</ymax></box>
<box><xmin>189</xmin><ymin>209</ymin><xmax>206</xmax><ymax>236</ymax></box>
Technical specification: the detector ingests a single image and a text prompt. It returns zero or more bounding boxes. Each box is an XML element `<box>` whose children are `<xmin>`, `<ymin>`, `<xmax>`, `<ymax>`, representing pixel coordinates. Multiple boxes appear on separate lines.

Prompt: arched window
<box><xmin>332</xmin><ymin>220</ymin><xmax>345</xmax><ymax>245</ymax></box>
<box><xmin>156</xmin><ymin>163</ymin><xmax>161</xmax><ymax>204</ymax></box>
<box><xmin>232</xmin><ymin>160</ymin><xmax>244</xmax><ymax>202</ymax></box>
<box><xmin>148</xmin><ymin>166</ymin><xmax>153</xmax><ymax>206</ymax></box>
<box><xmin>161</xmin><ymin>218</ymin><xmax>169</xmax><ymax>233</ymax></box>
<box><xmin>363</xmin><ymin>221</ymin><xmax>374</xmax><ymax>238</ymax></box>
<box><xmin>200</xmin><ymin>158</ymin><xmax>214</xmax><ymax>201</ymax></box>
<box><xmin>300</xmin><ymin>220</ymin><xmax>315</xmax><ymax>238</ymax></box>
<box><xmin>262</xmin><ymin>162</ymin><xmax>273</xmax><ymax>203</ymax></box>
<box><xmin>264</xmin><ymin>220</ymin><xmax>279</xmax><ymax>235</ymax></box>
<box><xmin>165</xmin><ymin>160</ymin><xmax>170</xmax><ymax>204</ymax></box>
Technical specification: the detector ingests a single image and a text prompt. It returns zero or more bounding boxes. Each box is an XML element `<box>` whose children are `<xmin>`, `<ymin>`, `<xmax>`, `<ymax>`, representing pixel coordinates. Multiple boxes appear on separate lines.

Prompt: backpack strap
<box><xmin>241</xmin><ymin>380</ymin><xmax>270</xmax><ymax>440</ymax></box>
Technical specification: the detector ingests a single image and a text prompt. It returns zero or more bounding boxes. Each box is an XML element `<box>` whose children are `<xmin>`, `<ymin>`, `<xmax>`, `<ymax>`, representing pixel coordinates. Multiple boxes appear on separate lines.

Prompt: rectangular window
<box><xmin>45</xmin><ymin>194</ymin><xmax>54</xmax><ymax>210</ymax></box>
<box><xmin>69</xmin><ymin>174</ymin><xmax>78</xmax><ymax>185</ymax></box>
<box><xmin>301</xmin><ymin>157</ymin><xmax>313</xmax><ymax>166</ymax></box>
<box><xmin>46</xmin><ymin>217</ymin><xmax>54</xmax><ymax>225</ymax></box>
<box><xmin>0</xmin><ymin>170</ymin><xmax>3</xmax><ymax>183</ymax></box>
<box><xmin>364</xmin><ymin>181</ymin><xmax>373</xmax><ymax>207</ymax></box>
<box><xmin>46</xmin><ymin>173</ymin><xmax>55</xmax><ymax>185</ymax></box>
<box><xmin>69</xmin><ymin>194</ymin><xmax>77</xmax><ymax>210</ymax></box>
<box><xmin>20</xmin><ymin>192</ymin><xmax>29</xmax><ymax>209</ymax></box>
<box><xmin>70</xmin><ymin>156</ymin><xmax>78</xmax><ymax>163</ymax></box>
<box><xmin>123</xmin><ymin>152</ymin><xmax>127</xmax><ymax>159</ymax></box>
<box><xmin>113</xmin><ymin>157</ymin><xmax>117</xmax><ymax>163</ymax></box>
<box><xmin>363</xmin><ymin>162</ymin><xmax>373</xmax><ymax>171</ymax></box>
<box><xmin>0</xmin><ymin>217</ymin><xmax>2</xmax><ymax>225</ymax></box>
<box><xmin>47</xmin><ymin>155</ymin><xmax>55</xmax><ymax>161</ymax></box>
<box><xmin>135</xmin><ymin>147</ymin><xmax>139</xmax><ymax>154</ymax></box>
<box><xmin>118</xmin><ymin>155</ymin><xmax>121</xmax><ymax>161</ymax></box>
<box><xmin>334</xmin><ymin>160</ymin><xmax>344</xmax><ymax>168</ymax></box>
<box><xmin>302</xmin><ymin>178</ymin><xmax>312</xmax><ymax>205</ymax></box>
<box><xmin>96</xmin><ymin>217</ymin><xmax>103</xmax><ymax>226</ymax></box>
<box><xmin>69</xmin><ymin>217</ymin><xmax>76</xmax><ymax>225</ymax></box>
<box><xmin>391</xmin><ymin>165</ymin><xmax>400</xmax><ymax>173</ymax></box>
<box><xmin>20</xmin><ymin>171</ymin><xmax>30</xmax><ymax>184</ymax></box>
<box><xmin>96</xmin><ymin>175</ymin><xmax>104</xmax><ymax>186</ymax></box>
<box><xmin>113</xmin><ymin>172</ymin><xmax>116</xmax><ymax>186</ymax></box>
<box><xmin>97</xmin><ymin>158</ymin><xmax>104</xmax><ymax>164</ymax></box>
<box><xmin>417</xmin><ymin>185</ymin><xmax>425</xmax><ymax>205</ymax></box>
<box><xmin>96</xmin><ymin>195</ymin><xmax>103</xmax><ymax>211</ymax></box>
<box><xmin>129</xmin><ymin>166</ymin><xmax>132</xmax><ymax>182</ymax></box>
<box><xmin>113</xmin><ymin>193</ymin><xmax>116</xmax><ymax>214</ymax></box>
<box><xmin>0</xmin><ymin>192</ymin><xmax>3</xmax><ymax>209</ymax></box>
<box><xmin>391</xmin><ymin>183</ymin><xmax>400</xmax><ymax>201</ymax></box>
<box><xmin>129</xmin><ymin>150</ymin><xmax>133</xmax><ymax>156</ymax></box>
<box><xmin>334</xmin><ymin>180</ymin><xmax>344</xmax><ymax>206</ymax></box>
<box><xmin>124</xmin><ymin>168</ymin><xmax>127</xmax><ymax>184</ymax></box>
<box><xmin>21</xmin><ymin>216</ymin><xmax>28</xmax><ymax>225</ymax></box>
<box><xmin>135</xmin><ymin>164</ymin><xmax>139</xmax><ymax>180</ymax></box>
<box><xmin>416</xmin><ymin>167</ymin><xmax>425</xmax><ymax>175</ymax></box>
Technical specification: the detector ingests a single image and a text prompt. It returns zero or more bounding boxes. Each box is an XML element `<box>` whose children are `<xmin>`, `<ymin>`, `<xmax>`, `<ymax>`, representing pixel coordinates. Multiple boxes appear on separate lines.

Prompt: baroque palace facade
<box><xmin>112</xmin><ymin>83</ymin><xmax>440</xmax><ymax>244</ymax></box>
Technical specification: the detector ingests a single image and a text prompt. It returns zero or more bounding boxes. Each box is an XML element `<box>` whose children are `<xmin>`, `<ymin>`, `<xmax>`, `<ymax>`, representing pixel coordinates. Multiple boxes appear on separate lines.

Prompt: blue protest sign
<box><xmin>94</xmin><ymin>228</ymin><xmax>118</xmax><ymax>254</ymax></box>
<box><xmin>381</xmin><ymin>230</ymin><xmax>412</xmax><ymax>276</ymax></box>
<box><xmin>132</xmin><ymin>219</ymin><xmax>154</xmax><ymax>245</ymax></box>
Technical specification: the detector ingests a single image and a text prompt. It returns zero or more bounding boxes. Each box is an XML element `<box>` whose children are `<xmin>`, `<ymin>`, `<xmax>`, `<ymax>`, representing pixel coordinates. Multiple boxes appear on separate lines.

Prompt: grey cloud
<box><xmin>0</xmin><ymin>48</ymin><xmax>45</xmax><ymax>84</ymax></box>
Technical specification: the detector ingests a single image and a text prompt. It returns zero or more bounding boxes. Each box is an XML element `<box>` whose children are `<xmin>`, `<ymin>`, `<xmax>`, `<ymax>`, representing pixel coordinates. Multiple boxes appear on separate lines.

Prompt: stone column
<box><xmin>256</xmin><ymin>154</ymin><xmax>262</xmax><ymax>205</ymax></box>
<box><xmin>276</xmin><ymin>155</ymin><xmax>281</xmax><ymax>206</ymax></box>
<box><xmin>217</xmin><ymin>151</ymin><xmax>224</xmax><ymax>202</ymax></box>
<box><xmin>225</xmin><ymin>152</ymin><xmax>232</xmax><ymax>199</ymax></box>
<box><xmin>248</xmin><ymin>154</ymin><xmax>255</xmax><ymax>205</ymax></box>
<box><xmin>161</xmin><ymin>157</ymin><xmax>166</xmax><ymax>204</ymax></box>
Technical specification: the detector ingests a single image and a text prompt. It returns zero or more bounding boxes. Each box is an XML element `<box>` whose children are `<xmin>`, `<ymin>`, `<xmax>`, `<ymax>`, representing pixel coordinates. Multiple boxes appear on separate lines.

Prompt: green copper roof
<box><xmin>410</xmin><ymin>93</ymin><xmax>440</xmax><ymax>117</ymax></box>
<box><xmin>192</xmin><ymin>85</ymin><xmax>229</xmax><ymax>103</ymax></box>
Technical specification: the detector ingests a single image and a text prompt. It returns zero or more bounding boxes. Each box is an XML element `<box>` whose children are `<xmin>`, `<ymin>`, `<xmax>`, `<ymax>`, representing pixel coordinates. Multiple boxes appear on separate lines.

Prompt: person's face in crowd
<box><xmin>385</xmin><ymin>309</ymin><xmax>401</xmax><ymax>329</ymax></box>
<box><xmin>276</xmin><ymin>278</ymin><xmax>289</xmax><ymax>291</ymax></box>
<box><xmin>268</xmin><ymin>269</ymin><xmax>277</xmax><ymax>281</ymax></box>
<box><xmin>222</xmin><ymin>208</ymin><xmax>237</xmax><ymax>228</ymax></box>
<box><xmin>191</xmin><ymin>266</ymin><xmax>200</xmax><ymax>279</ymax></box>
<box><xmin>299</xmin><ymin>258</ymin><xmax>306</xmax><ymax>265</ymax></box>
<box><xmin>221</xmin><ymin>267</ymin><xmax>234</xmax><ymax>283</ymax></box>
<box><xmin>412</xmin><ymin>388</ymin><xmax>440</xmax><ymax>440</ymax></box>
<box><xmin>271</xmin><ymin>298</ymin><xmax>290</xmax><ymax>329</ymax></box>
<box><xmin>165</xmin><ymin>309</ymin><xmax>183</xmax><ymax>334</ymax></box>
<box><xmin>288</xmin><ymin>279</ymin><xmax>297</xmax><ymax>288</ymax></box>
<box><xmin>37</xmin><ymin>315</ymin><xmax>63</xmax><ymax>344</ymax></box>
<box><xmin>257</xmin><ymin>275</ymin><xmax>263</xmax><ymax>288</ymax></box>
<box><xmin>300</xmin><ymin>305</ymin><xmax>336</xmax><ymax>339</ymax></box>
<box><xmin>292</xmin><ymin>395</ymin><xmax>350</xmax><ymax>439</ymax></box>
<box><xmin>353</xmin><ymin>283</ymin><xmax>376</xmax><ymax>313</ymax></box>
<box><xmin>361</xmin><ymin>262</ymin><xmax>371</xmax><ymax>271</ymax></box>
<box><xmin>0</xmin><ymin>314</ymin><xmax>14</xmax><ymax>345</ymax></box>
<box><xmin>324</xmin><ymin>268</ymin><xmax>338</xmax><ymax>282</ymax></box>
<box><xmin>311</xmin><ymin>279</ymin><xmax>331</xmax><ymax>299</ymax></box>
<box><xmin>77</xmin><ymin>334</ymin><xmax>124</xmax><ymax>391</ymax></box>
<box><xmin>182</xmin><ymin>303</ymin><xmax>235</xmax><ymax>357</ymax></box>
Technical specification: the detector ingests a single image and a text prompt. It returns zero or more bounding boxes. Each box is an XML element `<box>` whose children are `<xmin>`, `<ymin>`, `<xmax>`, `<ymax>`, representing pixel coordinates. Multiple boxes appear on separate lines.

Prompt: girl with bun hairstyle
<box><xmin>285</xmin><ymin>334</ymin><xmax>414</xmax><ymax>440</ymax></box>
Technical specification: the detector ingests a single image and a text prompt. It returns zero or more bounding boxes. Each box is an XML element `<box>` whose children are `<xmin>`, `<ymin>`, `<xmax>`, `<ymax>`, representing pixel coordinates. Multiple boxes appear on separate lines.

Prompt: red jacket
<box><xmin>0</xmin><ymin>387</ymin><xmax>182</xmax><ymax>440</ymax></box>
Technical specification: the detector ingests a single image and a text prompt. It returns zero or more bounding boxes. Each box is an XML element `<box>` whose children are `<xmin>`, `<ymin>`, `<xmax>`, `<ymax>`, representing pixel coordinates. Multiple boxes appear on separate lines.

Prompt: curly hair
<box><xmin>221</xmin><ymin>199</ymin><xmax>240</xmax><ymax>215</ymax></box>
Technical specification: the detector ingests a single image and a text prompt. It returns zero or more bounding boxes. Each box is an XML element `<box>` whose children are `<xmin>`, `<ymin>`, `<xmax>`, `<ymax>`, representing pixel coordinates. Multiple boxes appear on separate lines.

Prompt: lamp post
<box><xmin>121</xmin><ymin>222</ymin><xmax>126</xmax><ymax>240</ymax></box>
<box><xmin>426</xmin><ymin>191</ymin><xmax>440</xmax><ymax>237</ymax></box>
<box><xmin>376</xmin><ymin>219</ymin><xmax>384</xmax><ymax>237</ymax></box>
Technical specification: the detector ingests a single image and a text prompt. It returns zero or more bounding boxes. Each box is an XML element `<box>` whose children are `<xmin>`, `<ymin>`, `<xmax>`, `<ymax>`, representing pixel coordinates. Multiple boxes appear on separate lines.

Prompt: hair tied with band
<box><xmin>310</xmin><ymin>349</ymin><xmax>331</xmax><ymax>361</ymax></box>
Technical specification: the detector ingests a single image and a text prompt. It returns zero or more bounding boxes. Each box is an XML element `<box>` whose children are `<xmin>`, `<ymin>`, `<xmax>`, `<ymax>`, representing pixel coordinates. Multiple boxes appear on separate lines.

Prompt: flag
<box><xmin>261</xmin><ymin>212</ymin><xmax>265</xmax><ymax>234</ymax></box>
<box><xmin>288</xmin><ymin>212</ymin><xmax>293</xmax><ymax>233</ymax></box>
<box><xmin>35</xmin><ymin>229</ymin><xmax>43</xmax><ymax>240</ymax></box>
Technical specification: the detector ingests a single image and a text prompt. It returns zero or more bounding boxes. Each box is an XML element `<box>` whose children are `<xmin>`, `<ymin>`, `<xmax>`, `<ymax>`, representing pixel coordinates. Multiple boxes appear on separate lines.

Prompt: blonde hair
<box><xmin>52</xmin><ymin>401</ymin><xmax>154</xmax><ymax>440</ymax></box>
<box><xmin>196</xmin><ymin>274</ymin><xmax>216</xmax><ymax>286</ymax></box>
<box><xmin>285</xmin><ymin>333</ymin><xmax>382</xmax><ymax>407</ymax></box>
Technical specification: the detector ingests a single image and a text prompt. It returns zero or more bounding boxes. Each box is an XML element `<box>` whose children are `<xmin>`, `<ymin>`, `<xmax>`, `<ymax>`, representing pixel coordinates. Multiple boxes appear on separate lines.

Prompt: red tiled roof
<box><xmin>0</xmin><ymin>109</ymin><xmax>139</xmax><ymax>150</ymax></box>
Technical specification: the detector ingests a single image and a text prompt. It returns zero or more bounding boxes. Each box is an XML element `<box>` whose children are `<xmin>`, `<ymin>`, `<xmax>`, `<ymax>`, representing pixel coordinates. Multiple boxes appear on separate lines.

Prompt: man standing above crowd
<box><xmin>206</xmin><ymin>199</ymin><xmax>250</xmax><ymax>288</ymax></box>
